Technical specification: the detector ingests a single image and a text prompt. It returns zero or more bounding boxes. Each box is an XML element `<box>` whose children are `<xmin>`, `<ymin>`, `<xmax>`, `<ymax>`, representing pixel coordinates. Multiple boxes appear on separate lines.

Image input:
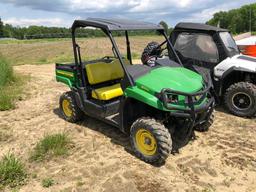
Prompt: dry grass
<box><xmin>0</xmin><ymin>36</ymin><xmax>163</xmax><ymax>65</ymax></box>
<box><xmin>0</xmin><ymin>125</ymin><xmax>12</xmax><ymax>142</ymax></box>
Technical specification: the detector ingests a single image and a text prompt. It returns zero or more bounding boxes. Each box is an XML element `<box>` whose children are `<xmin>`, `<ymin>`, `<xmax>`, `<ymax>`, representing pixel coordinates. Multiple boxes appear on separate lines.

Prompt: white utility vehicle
<box><xmin>141</xmin><ymin>23</ymin><xmax>256</xmax><ymax>117</ymax></box>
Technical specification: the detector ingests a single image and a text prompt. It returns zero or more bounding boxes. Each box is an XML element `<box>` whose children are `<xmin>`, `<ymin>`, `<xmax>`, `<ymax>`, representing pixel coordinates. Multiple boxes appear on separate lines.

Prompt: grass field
<box><xmin>0</xmin><ymin>38</ymin><xmax>71</xmax><ymax>44</ymax></box>
<box><xmin>0</xmin><ymin>36</ymin><xmax>163</xmax><ymax>65</ymax></box>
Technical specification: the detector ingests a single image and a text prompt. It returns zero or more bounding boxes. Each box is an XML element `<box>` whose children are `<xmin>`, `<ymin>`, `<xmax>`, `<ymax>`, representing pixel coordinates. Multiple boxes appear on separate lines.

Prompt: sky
<box><xmin>0</xmin><ymin>0</ymin><xmax>255</xmax><ymax>28</ymax></box>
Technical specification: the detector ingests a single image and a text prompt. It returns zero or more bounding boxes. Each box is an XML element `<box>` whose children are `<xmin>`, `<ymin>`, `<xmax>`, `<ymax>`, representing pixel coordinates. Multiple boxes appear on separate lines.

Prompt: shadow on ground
<box><xmin>53</xmin><ymin>107</ymin><xmax>204</xmax><ymax>166</ymax></box>
<box><xmin>53</xmin><ymin>108</ymin><xmax>134</xmax><ymax>155</ymax></box>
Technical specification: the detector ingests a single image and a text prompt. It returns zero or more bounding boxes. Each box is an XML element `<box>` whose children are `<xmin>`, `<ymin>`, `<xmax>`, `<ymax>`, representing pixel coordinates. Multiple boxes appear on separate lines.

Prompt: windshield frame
<box><xmin>219</xmin><ymin>32</ymin><xmax>240</xmax><ymax>57</ymax></box>
<box><xmin>72</xmin><ymin>25</ymin><xmax>183</xmax><ymax>88</ymax></box>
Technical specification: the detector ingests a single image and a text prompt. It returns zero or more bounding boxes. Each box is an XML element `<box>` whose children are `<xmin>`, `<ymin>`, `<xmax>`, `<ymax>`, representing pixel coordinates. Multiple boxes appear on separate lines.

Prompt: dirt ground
<box><xmin>0</xmin><ymin>64</ymin><xmax>256</xmax><ymax>192</ymax></box>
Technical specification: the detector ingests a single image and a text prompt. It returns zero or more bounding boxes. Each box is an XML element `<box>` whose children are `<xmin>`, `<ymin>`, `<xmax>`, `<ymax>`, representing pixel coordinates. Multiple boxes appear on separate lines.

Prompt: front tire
<box><xmin>224</xmin><ymin>82</ymin><xmax>256</xmax><ymax>117</ymax></box>
<box><xmin>130</xmin><ymin>118</ymin><xmax>172</xmax><ymax>164</ymax></box>
<box><xmin>194</xmin><ymin>110</ymin><xmax>215</xmax><ymax>132</ymax></box>
<box><xmin>59</xmin><ymin>91</ymin><xmax>84</xmax><ymax>123</ymax></box>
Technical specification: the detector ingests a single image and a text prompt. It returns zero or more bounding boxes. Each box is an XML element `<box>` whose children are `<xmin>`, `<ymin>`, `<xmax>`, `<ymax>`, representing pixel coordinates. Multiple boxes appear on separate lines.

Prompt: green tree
<box><xmin>207</xmin><ymin>3</ymin><xmax>256</xmax><ymax>34</ymax></box>
<box><xmin>0</xmin><ymin>18</ymin><xmax>4</xmax><ymax>37</ymax></box>
<box><xmin>3</xmin><ymin>24</ymin><xmax>14</xmax><ymax>38</ymax></box>
<box><xmin>0</xmin><ymin>19</ymin><xmax>159</xmax><ymax>39</ymax></box>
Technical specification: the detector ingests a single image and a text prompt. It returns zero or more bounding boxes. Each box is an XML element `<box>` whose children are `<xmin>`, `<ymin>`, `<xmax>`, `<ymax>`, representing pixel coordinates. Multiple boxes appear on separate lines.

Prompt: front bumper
<box><xmin>159</xmin><ymin>82</ymin><xmax>215</xmax><ymax>119</ymax></box>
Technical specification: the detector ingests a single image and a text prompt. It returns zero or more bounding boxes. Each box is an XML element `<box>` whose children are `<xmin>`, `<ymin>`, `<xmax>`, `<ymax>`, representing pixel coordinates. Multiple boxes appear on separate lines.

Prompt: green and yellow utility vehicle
<box><xmin>56</xmin><ymin>18</ymin><xmax>215</xmax><ymax>164</ymax></box>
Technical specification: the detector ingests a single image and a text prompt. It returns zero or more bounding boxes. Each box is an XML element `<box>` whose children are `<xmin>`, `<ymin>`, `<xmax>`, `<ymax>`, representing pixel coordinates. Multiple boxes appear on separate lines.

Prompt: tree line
<box><xmin>207</xmin><ymin>3</ymin><xmax>256</xmax><ymax>34</ymax></box>
<box><xmin>0</xmin><ymin>20</ymin><xmax>108</xmax><ymax>39</ymax></box>
<box><xmin>4</xmin><ymin>2</ymin><xmax>256</xmax><ymax>41</ymax></box>
<box><xmin>0</xmin><ymin>18</ymin><xmax>173</xmax><ymax>39</ymax></box>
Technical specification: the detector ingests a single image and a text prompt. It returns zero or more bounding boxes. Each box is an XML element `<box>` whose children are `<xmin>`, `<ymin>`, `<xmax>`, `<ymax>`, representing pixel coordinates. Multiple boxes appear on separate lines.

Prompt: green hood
<box><xmin>135</xmin><ymin>67</ymin><xmax>203</xmax><ymax>94</ymax></box>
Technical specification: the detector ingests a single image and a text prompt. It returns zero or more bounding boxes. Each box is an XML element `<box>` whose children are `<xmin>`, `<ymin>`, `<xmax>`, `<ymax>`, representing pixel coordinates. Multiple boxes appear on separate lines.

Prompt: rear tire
<box><xmin>130</xmin><ymin>118</ymin><xmax>172</xmax><ymax>164</ymax></box>
<box><xmin>59</xmin><ymin>91</ymin><xmax>84</xmax><ymax>123</ymax></box>
<box><xmin>224</xmin><ymin>82</ymin><xmax>256</xmax><ymax>117</ymax></box>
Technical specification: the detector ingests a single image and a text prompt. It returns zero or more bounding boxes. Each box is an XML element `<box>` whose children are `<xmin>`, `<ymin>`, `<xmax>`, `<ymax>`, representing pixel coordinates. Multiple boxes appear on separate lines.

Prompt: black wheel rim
<box><xmin>232</xmin><ymin>92</ymin><xmax>252</xmax><ymax>111</ymax></box>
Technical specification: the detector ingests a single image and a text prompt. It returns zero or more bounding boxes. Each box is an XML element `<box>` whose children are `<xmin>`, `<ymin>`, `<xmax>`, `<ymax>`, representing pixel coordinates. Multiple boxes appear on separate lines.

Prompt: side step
<box><xmin>105</xmin><ymin>113</ymin><xmax>120</xmax><ymax>127</ymax></box>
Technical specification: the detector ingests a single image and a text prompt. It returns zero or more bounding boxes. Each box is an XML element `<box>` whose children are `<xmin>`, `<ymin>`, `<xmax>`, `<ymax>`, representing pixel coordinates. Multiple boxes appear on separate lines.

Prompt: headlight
<box><xmin>195</xmin><ymin>95</ymin><xmax>202</xmax><ymax>101</ymax></box>
<box><xmin>193</xmin><ymin>93</ymin><xmax>206</xmax><ymax>102</ymax></box>
<box><xmin>167</xmin><ymin>94</ymin><xmax>179</xmax><ymax>104</ymax></box>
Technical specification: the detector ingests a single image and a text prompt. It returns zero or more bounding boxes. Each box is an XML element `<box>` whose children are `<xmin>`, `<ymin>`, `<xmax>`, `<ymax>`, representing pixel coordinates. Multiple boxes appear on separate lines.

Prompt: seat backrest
<box><xmin>85</xmin><ymin>60</ymin><xmax>124</xmax><ymax>85</ymax></box>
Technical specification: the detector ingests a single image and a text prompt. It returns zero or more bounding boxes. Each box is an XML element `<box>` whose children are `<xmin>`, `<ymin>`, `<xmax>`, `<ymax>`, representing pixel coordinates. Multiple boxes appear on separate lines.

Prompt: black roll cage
<box><xmin>71</xmin><ymin>19</ymin><xmax>183</xmax><ymax>88</ymax></box>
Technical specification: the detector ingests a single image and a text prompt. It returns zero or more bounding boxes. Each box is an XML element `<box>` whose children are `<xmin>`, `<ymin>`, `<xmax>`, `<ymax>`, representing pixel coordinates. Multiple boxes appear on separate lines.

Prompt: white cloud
<box><xmin>4</xmin><ymin>18</ymin><xmax>67</xmax><ymax>27</ymax></box>
<box><xmin>65</xmin><ymin>0</ymin><xmax>143</xmax><ymax>14</ymax></box>
<box><xmin>0</xmin><ymin>0</ymin><xmax>255</xmax><ymax>27</ymax></box>
<box><xmin>183</xmin><ymin>1</ymin><xmax>247</xmax><ymax>23</ymax></box>
<box><xmin>1</xmin><ymin>0</ymin><xmax>209</xmax><ymax>13</ymax></box>
<box><xmin>183</xmin><ymin>7</ymin><xmax>222</xmax><ymax>23</ymax></box>
<box><xmin>129</xmin><ymin>0</ymin><xmax>197</xmax><ymax>12</ymax></box>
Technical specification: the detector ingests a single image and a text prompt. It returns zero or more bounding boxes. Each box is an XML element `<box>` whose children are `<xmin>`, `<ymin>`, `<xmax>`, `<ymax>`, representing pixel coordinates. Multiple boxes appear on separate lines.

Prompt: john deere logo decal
<box><xmin>140</xmin><ymin>85</ymin><xmax>150</xmax><ymax>92</ymax></box>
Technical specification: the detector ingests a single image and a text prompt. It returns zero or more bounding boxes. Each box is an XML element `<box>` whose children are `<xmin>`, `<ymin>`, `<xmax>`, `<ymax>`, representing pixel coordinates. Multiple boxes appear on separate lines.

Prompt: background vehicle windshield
<box><xmin>174</xmin><ymin>33</ymin><xmax>219</xmax><ymax>63</ymax></box>
<box><xmin>219</xmin><ymin>32</ymin><xmax>239</xmax><ymax>56</ymax></box>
